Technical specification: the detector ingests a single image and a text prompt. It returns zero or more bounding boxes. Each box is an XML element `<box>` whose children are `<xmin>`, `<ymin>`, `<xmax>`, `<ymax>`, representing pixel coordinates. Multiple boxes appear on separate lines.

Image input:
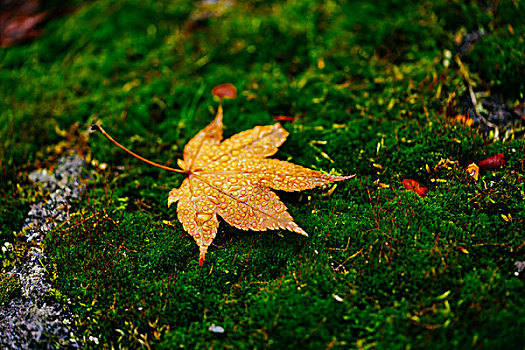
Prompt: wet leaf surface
<box><xmin>168</xmin><ymin>106</ymin><xmax>352</xmax><ymax>264</ymax></box>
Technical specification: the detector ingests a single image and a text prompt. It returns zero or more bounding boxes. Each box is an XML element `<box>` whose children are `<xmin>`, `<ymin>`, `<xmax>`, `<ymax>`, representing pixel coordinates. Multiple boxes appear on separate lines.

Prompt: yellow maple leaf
<box><xmin>93</xmin><ymin>106</ymin><xmax>353</xmax><ymax>265</ymax></box>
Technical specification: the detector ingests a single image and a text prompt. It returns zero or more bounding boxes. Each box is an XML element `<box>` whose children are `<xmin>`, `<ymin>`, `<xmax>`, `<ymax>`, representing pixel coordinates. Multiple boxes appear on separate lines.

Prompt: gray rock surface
<box><xmin>0</xmin><ymin>154</ymin><xmax>86</xmax><ymax>349</ymax></box>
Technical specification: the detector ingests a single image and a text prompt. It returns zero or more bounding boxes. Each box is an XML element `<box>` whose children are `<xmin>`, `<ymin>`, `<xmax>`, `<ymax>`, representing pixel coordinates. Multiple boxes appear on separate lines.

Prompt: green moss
<box><xmin>2</xmin><ymin>0</ymin><xmax>525</xmax><ymax>348</ymax></box>
<box><xmin>0</xmin><ymin>273</ymin><xmax>22</xmax><ymax>303</ymax></box>
<box><xmin>0</xmin><ymin>178</ymin><xmax>44</xmax><ymax>269</ymax></box>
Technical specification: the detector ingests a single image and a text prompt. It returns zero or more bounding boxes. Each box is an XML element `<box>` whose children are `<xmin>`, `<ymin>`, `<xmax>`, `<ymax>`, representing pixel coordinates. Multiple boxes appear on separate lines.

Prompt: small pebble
<box><xmin>209</xmin><ymin>324</ymin><xmax>225</xmax><ymax>334</ymax></box>
<box><xmin>515</xmin><ymin>261</ymin><xmax>525</xmax><ymax>277</ymax></box>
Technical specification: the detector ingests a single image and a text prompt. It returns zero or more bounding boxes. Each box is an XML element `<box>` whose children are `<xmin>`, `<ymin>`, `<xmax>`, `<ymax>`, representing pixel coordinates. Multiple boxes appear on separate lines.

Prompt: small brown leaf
<box><xmin>212</xmin><ymin>84</ymin><xmax>237</xmax><ymax>99</ymax></box>
<box><xmin>273</xmin><ymin>116</ymin><xmax>296</xmax><ymax>122</ymax></box>
<box><xmin>0</xmin><ymin>12</ymin><xmax>47</xmax><ymax>47</ymax></box>
<box><xmin>402</xmin><ymin>179</ymin><xmax>428</xmax><ymax>198</ymax></box>
<box><xmin>479</xmin><ymin>154</ymin><xmax>506</xmax><ymax>170</ymax></box>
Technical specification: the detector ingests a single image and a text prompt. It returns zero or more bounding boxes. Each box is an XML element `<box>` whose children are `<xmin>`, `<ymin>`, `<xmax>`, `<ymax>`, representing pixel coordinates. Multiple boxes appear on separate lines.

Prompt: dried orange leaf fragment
<box><xmin>273</xmin><ymin>116</ymin><xmax>296</xmax><ymax>122</ymax></box>
<box><xmin>169</xmin><ymin>106</ymin><xmax>353</xmax><ymax>264</ymax></box>
<box><xmin>402</xmin><ymin>179</ymin><xmax>428</xmax><ymax>198</ymax></box>
<box><xmin>212</xmin><ymin>83</ymin><xmax>237</xmax><ymax>99</ymax></box>
<box><xmin>453</xmin><ymin>114</ymin><xmax>474</xmax><ymax>126</ymax></box>
<box><xmin>466</xmin><ymin>163</ymin><xmax>479</xmax><ymax>181</ymax></box>
<box><xmin>479</xmin><ymin>154</ymin><xmax>506</xmax><ymax>170</ymax></box>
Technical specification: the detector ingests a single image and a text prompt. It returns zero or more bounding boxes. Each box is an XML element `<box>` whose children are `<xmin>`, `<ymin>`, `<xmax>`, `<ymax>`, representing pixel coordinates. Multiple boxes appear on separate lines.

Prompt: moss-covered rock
<box><xmin>1</xmin><ymin>0</ymin><xmax>524</xmax><ymax>348</ymax></box>
<box><xmin>0</xmin><ymin>274</ymin><xmax>21</xmax><ymax>304</ymax></box>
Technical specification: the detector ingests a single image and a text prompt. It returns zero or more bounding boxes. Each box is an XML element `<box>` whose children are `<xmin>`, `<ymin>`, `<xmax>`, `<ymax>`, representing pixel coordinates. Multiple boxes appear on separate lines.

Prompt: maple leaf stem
<box><xmin>91</xmin><ymin>124</ymin><xmax>187</xmax><ymax>174</ymax></box>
